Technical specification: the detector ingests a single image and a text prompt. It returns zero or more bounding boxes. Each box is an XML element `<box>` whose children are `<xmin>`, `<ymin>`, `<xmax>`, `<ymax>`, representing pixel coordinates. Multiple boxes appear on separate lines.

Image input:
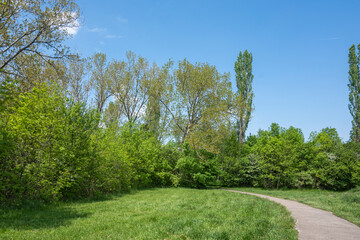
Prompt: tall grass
<box><xmin>0</xmin><ymin>188</ymin><xmax>297</xmax><ymax>240</ymax></box>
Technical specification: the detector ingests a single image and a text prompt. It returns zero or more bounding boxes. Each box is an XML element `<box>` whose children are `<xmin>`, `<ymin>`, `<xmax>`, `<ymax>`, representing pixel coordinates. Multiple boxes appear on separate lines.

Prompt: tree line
<box><xmin>0</xmin><ymin>0</ymin><xmax>359</xmax><ymax>205</ymax></box>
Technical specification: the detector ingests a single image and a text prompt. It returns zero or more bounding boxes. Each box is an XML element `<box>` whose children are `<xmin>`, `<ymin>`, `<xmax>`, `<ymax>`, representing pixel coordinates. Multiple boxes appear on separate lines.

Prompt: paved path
<box><xmin>224</xmin><ymin>190</ymin><xmax>360</xmax><ymax>240</ymax></box>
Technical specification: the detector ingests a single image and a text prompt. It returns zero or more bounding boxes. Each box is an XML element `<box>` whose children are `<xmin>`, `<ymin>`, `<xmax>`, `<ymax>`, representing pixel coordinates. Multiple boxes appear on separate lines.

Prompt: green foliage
<box><xmin>163</xmin><ymin>58</ymin><xmax>232</xmax><ymax>153</ymax></box>
<box><xmin>96</xmin><ymin>122</ymin><xmax>178</xmax><ymax>192</ymax></box>
<box><xmin>0</xmin><ymin>78</ymin><xmax>18</xmax><ymax>203</ymax></box>
<box><xmin>234</xmin><ymin>50</ymin><xmax>254</xmax><ymax>144</ymax></box>
<box><xmin>1</xmin><ymin>82</ymin><xmax>358</xmax><ymax>205</ymax></box>
<box><xmin>304</xmin><ymin>128</ymin><xmax>356</xmax><ymax>190</ymax></box>
<box><xmin>253</xmin><ymin>124</ymin><xmax>305</xmax><ymax>189</ymax></box>
<box><xmin>219</xmin><ymin>154</ymin><xmax>261</xmax><ymax>187</ymax></box>
<box><xmin>59</xmin><ymin>101</ymin><xmax>100</xmax><ymax>199</ymax></box>
<box><xmin>0</xmin><ymin>0</ymin><xmax>79</xmax><ymax>77</ymax></box>
<box><xmin>0</xmin><ymin>77</ymin><xmax>17</xmax><ymax>155</ymax></box>
<box><xmin>2</xmin><ymin>84</ymin><xmax>69</xmax><ymax>202</ymax></box>
<box><xmin>215</xmin><ymin>130</ymin><xmax>260</xmax><ymax>187</ymax></box>
<box><xmin>175</xmin><ymin>143</ymin><xmax>218</xmax><ymax>188</ymax></box>
<box><xmin>118</xmin><ymin>123</ymin><xmax>176</xmax><ymax>188</ymax></box>
<box><xmin>90</xmin><ymin>52</ymin><xmax>113</xmax><ymax>113</ymax></box>
<box><xmin>318</xmin><ymin>142</ymin><xmax>360</xmax><ymax>191</ymax></box>
<box><xmin>0</xmin><ymin>15</ymin><xmax>358</xmax><ymax>206</ymax></box>
<box><xmin>216</xmin><ymin>123</ymin><xmax>359</xmax><ymax>191</ymax></box>
<box><xmin>0</xmin><ymin>83</ymin><xmax>101</xmax><ymax>203</ymax></box>
<box><xmin>0</xmin><ymin>78</ymin><xmax>180</xmax><ymax>204</ymax></box>
<box><xmin>348</xmin><ymin>44</ymin><xmax>360</xmax><ymax>142</ymax></box>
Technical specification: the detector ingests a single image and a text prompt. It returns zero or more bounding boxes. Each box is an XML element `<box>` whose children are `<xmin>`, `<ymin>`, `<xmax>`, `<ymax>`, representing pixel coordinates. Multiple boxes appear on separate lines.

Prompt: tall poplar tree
<box><xmin>348</xmin><ymin>44</ymin><xmax>360</xmax><ymax>142</ymax></box>
<box><xmin>234</xmin><ymin>50</ymin><xmax>254</xmax><ymax>144</ymax></box>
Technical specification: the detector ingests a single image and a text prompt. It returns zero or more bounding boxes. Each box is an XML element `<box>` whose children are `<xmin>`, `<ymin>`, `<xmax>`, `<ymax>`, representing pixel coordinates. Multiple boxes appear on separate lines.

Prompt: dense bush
<box><xmin>1</xmin><ymin>84</ymin><xmax>70</xmax><ymax>202</ymax></box>
<box><xmin>98</xmin><ymin>123</ymin><xmax>178</xmax><ymax>190</ymax></box>
<box><xmin>215</xmin><ymin>124</ymin><xmax>360</xmax><ymax>191</ymax></box>
<box><xmin>0</xmin><ymin>80</ymin><xmax>359</xmax><ymax>205</ymax></box>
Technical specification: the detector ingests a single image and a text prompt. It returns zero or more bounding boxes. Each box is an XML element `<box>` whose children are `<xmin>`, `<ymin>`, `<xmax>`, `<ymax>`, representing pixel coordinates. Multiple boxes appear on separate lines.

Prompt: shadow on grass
<box><xmin>0</xmin><ymin>189</ymin><xmax>135</xmax><ymax>231</ymax></box>
<box><xmin>0</xmin><ymin>188</ymin><xmax>169</xmax><ymax>231</ymax></box>
<box><xmin>0</xmin><ymin>204</ymin><xmax>90</xmax><ymax>230</ymax></box>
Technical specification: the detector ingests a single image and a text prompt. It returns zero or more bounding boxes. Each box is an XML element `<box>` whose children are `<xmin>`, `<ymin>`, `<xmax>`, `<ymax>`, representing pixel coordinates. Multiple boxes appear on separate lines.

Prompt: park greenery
<box><xmin>0</xmin><ymin>0</ymin><xmax>360</xmax><ymax>206</ymax></box>
<box><xmin>0</xmin><ymin>189</ymin><xmax>298</xmax><ymax>239</ymax></box>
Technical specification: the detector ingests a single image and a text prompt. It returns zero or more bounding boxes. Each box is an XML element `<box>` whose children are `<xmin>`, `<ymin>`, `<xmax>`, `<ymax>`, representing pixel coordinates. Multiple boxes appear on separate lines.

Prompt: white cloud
<box><xmin>105</xmin><ymin>35</ymin><xmax>123</xmax><ymax>39</ymax></box>
<box><xmin>89</xmin><ymin>27</ymin><xmax>107</xmax><ymax>33</ymax></box>
<box><xmin>60</xmin><ymin>12</ymin><xmax>80</xmax><ymax>35</ymax></box>
<box><xmin>116</xmin><ymin>17</ymin><xmax>128</xmax><ymax>23</ymax></box>
<box><xmin>64</xmin><ymin>24</ymin><xmax>80</xmax><ymax>35</ymax></box>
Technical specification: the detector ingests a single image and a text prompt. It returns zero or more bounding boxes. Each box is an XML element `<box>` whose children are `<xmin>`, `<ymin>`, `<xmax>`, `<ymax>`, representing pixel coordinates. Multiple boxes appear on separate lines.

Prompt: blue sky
<box><xmin>67</xmin><ymin>0</ymin><xmax>360</xmax><ymax>141</ymax></box>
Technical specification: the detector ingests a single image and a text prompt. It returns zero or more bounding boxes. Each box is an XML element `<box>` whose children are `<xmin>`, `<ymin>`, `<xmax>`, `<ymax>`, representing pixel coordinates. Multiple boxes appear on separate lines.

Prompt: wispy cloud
<box><xmin>105</xmin><ymin>35</ymin><xmax>123</xmax><ymax>39</ymax></box>
<box><xmin>89</xmin><ymin>27</ymin><xmax>107</xmax><ymax>33</ymax></box>
<box><xmin>116</xmin><ymin>17</ymin><xmax>128</xmax><ymax>23</ymax></box>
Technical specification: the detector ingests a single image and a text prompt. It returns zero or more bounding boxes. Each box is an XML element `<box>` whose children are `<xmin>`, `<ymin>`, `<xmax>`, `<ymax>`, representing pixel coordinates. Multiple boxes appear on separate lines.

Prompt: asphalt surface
<box><xmin>225</xmin><ymin>189</ymin><xmax>360</xmax><ymax>240</ymax></box>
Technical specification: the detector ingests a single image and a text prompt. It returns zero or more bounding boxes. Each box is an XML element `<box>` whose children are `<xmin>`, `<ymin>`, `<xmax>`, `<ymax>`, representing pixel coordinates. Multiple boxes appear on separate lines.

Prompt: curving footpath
<box><xmin>224</xmin><ymin>189</ymin><xmax>360</xmax><ymax>240</ymax></box>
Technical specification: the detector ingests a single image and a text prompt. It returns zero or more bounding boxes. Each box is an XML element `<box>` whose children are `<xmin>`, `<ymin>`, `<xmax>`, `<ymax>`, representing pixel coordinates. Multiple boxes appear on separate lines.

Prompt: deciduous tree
<box><xmin>0</xmin><ymin>0</ymin><xmax>79</xmax><ymax>78</ymax></box>
<box><xmin>145</xmin><ymin>61</ymin><xmax>172</xmax><ymax>140</ymax></box>
<box><xmin>161</xmin><ymin>59</ymin><xmax>231</xmax><ymax>151</ymax></box>
<box><xmin>65</xmin><ymin>56</ymin><xmax>90</xmax><ymax>104</ymax></box>
<box><xmin>110</xmin><ymin>51</ymin><xmax>158</xmax><ymax>124</ymax></box>
<box><xmin>90</xmin><ymin>52</ymin><xmax>112</xmax><ymax>114</ymax></box>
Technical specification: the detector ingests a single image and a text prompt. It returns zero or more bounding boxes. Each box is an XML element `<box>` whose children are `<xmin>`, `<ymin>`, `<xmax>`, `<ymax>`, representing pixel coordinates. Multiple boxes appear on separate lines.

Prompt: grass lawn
<box><xmin>231</xmin><ymin>188</ymin><xmax>360</xmax><ymax>226</ymax></box>
<box><xmin>0</xmin><ymin>188</ymin><xmax>297</xmax><ymax>240</ymax></box>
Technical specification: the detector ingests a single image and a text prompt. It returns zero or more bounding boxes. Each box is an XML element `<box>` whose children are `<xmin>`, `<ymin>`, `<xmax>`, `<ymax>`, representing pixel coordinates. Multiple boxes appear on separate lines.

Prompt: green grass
<box><xmin>231</xmin><ymin>188</ymin><xmax>360</xmax><ymax>226</ymax></box>
<box><xmin>0</xmin><ymin>188</ymin><xmax>298</xmax><ymax>240</ymax></box>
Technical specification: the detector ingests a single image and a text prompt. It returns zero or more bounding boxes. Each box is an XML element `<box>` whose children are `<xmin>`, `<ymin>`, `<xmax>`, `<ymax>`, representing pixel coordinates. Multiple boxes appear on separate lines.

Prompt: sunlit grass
<box><xmin>0</xmin><ymin>188</ymin><xmax>297</xmax><ymax>240</ymax></box>
<box><xmin>232</xmin><ymin>188</ymin><xmax>360</xmax><ymax>226</ymax></box>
